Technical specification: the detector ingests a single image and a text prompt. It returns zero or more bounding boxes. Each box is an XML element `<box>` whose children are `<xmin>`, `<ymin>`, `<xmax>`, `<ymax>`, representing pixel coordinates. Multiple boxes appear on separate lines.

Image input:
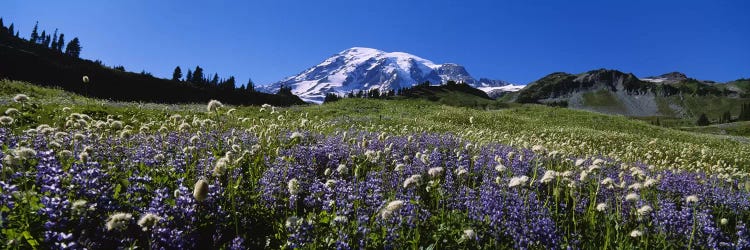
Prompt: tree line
<box><xmin>0</xmin><ymin>18</ymin><xmax>82</xmax><ymax>58</ymax></box>
<box><xmin>0</xmin><ymin>18</ymin><xmax>304</xmax><ymax>106</ymax></box>
<box><xmin>695</xmin><ymin>103</ymin><xmax>750</xmax><ymax>126</ymax></box>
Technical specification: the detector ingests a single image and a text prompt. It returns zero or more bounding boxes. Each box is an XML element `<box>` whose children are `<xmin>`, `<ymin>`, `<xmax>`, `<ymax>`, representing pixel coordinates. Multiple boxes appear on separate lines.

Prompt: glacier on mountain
<box><xmin>259</xmin><ymin>47</ymin><xmax>515</xmax><ymax>103</ymax></box>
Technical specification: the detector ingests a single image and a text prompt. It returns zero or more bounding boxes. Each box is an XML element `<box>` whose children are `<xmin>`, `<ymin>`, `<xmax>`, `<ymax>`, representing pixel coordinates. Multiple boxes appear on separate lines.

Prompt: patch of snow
<box><xmin>641</xmin><ymin>78</ymin><xmax>665</xmax><ymax>83</ymax></box>
<box><xmin>477</xmin><ymin>84</ymin><xmax>525</xmax><ymax>93</ymax></box>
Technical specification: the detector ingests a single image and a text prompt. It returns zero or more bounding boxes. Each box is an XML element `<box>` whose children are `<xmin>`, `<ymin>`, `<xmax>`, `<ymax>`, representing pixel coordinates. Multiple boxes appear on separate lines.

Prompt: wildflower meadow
<box><xmin>1</xmin><ymin>80</ymin><xmax>749</xmax><ymax>249</ymax></box>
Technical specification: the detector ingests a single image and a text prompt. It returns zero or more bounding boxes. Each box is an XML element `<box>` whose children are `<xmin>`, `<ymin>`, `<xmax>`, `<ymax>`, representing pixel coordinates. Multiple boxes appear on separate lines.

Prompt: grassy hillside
<box><xmin>2</xmin><ymin>80</ymin><xmax>749</xmax><ymax>249</ymax></box>
<box><xmin>395</xmin><ymin>83</ymin><xmax>511</xmax><ymax>109</ymax></box>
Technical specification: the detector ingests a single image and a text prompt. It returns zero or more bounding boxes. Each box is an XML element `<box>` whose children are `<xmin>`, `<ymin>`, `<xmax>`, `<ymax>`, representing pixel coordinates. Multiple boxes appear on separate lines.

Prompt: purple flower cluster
<box><xmin>1</xmin><ymin>126</ymin><xmax>748</xmax><ymax>249</ymax></box>
<box><xmin>258</xmin><ymin>132</ymin><xmax>750</xmax><ymax>249</ymax></box>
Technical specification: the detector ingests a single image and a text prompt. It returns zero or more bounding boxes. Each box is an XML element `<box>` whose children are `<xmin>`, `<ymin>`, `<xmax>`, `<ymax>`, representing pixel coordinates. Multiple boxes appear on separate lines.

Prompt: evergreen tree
<box><xmin>0</xmin><ymin>18</ymin><xmax>4</xmax><ymax>33</ymax></box>
<box><xmin>51</xmin><ymin>29</ymin><xmax>58</xmax><ymax>50</ymax></box>
<box><xmin>219</xmin><ymin>76</ymin><xmax>236</xmax><ymax>90</ymax></box>
<box><xmin>186</xmin><ymin>69</ymin><xmax>193</xmax><ymax>83</ymax></box>
<box><xmin>40</xmin><ymin>30</ymin><xmax>47</xmax><ymax>45</ymax></box>
<box><xmin>246</xmin><ymin>78</ymin><xmax>255</xmax><ymax>92</ymax></box>
<box><xmin>65</xmin><ymin>37</ymin><xmax>82</xmax><ymax>57</ymax></box>
<box><xmin>56</xmin><ymin>33</ymin><xmax>65</xmax><ymax>52</ymax></box>
<box><xmin>324</xmin><ymin>93</ymin><xmax>340</xmax><ymax>103</ymax></box>
<box><xmin>8</xmin><ymin>23</ymin><xmax>14</xmax><ymax>36</ymax></box>
<box><xmin>211</xmin><ymin>73</ymin><xmax>219</xmax><ymax>86</ymax></box>
<box><xmin>696</xmin><ymin>113</ymin><xmax>710</xmax><ymax>126</ymax></box>
<box><xmin>740</xmin><ymin>103</ymin><xmax>750</xmax><ymax>121</ymax></box>
<box><xmin>50</xmin><ymin>29</ymin><xmax>57</xmax><ymax>49</ymax></box>
<box><xmin>720</xmin><ymin>111</ymin><xmax>731</xmax><ymax>123</ymax></box>
<box><xmin>30</xmin><ymin>21</ymin><xmax>39</xmax><ymax>43</ymax></box>
<box><xmin>193</xmin><ymin>66</ymin><xmax>204</xmax><ymax>84</ymax></box>
<box><xmin>43</xmin><ymin>34</ymin><xmax>51</xmax><ymax>47</ymax></box>
<box><xmin>172</xmin><ymin>66</ymin><xmax>182</xmax><ymax>81</ymax></box>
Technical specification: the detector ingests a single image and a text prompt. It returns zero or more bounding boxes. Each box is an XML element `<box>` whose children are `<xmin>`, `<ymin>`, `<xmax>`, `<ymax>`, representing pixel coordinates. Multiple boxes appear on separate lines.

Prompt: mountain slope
<box><xmin>259</xmin><ymin>47</ymin><xmax>513</xmax><ymax>103</ymax></box>
<box><xmin>0</xmin><ymin>29</ymin><xmax>305</xmax><ymax>106</ymax></box>
<box><xmin>514</xmin><ymin>69</ymin><xmax>748</xmax><ymax>117</ymax></box>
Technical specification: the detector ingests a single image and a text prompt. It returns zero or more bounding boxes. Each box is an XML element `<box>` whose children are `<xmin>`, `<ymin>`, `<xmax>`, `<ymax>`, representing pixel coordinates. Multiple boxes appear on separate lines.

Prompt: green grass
<box><xmin>675</xmin><ymin>95</ymin><xmax>749</xmax><ymax>119</ymax></box>
<box><xmin>3</xmin><ymin>79</ymin><xmax>749</xmax><ymax>174</ymax></box>
<box><xmin>680</xmin><ymin>121</ymin><xmax>750</xmax><ymax>138</ymax></box>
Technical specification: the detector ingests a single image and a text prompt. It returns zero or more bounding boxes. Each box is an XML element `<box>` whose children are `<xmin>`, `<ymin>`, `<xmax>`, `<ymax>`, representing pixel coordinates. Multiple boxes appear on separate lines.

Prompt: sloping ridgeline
<box><xmin>515</xmin><ymin>69</ymin><xmax>749</xmax><ymax>117</ymax></box>
<box><xmin>0</xmin><ymin>26</ymin><xmax>305</xmax><ymax>106</ymax></box>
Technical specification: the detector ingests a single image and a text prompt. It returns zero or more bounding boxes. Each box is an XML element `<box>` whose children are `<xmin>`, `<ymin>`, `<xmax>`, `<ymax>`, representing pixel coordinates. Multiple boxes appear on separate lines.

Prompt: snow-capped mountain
<box><xmin>258</xmin><ymin>47</ymin><xmax>514</xmax><ymax>103</ymax></box>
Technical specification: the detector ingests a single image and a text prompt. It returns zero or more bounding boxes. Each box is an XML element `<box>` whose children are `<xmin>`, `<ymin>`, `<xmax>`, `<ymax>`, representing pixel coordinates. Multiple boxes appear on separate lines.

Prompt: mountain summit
<box><xmin>259</xmin><ymin>47</ymin><xmax>515</xmax><ymax>103</ymax></box>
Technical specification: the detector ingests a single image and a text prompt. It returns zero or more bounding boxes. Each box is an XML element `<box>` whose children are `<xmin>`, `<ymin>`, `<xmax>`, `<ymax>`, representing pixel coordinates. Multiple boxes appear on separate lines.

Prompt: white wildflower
<box><xmin>461</xmin><ymin>228</ymin><xmax>476</xmax><ymax>241</ymax></box>
<box><xmin>59</xmin><ymin>150</ymin><xmax>73</xmax><ymax>159</ymax></box>
<box><xmin>592</xmin><ymin>159</ymin><xmax>605</xmax><ymax>166</ymax></box>
<box><xmin>193</xmin><ymin>179</ymin><xmax>209</xmax><ymax>202</ymax></box>
<box><xmin>82</xmin><ymin>75</ymin><xmax>90</xmax><ymax>83</ymax></box>
<box><xmin>630</xmin><ymin>230</ymin><xmax>643</xmax><ymax>238</ymax></box>
<box><xmin>110</xmin><ymin>120</ymin><xmax>123</xmax><ymax>130</ymax></box>
<box><xmin>213</xmin><ymin>157</ymin><xmax>229</xmax><ymax>177</ymax></box>
<box><xmin>16</xmin><ymin>147</ymin><xmax>37</xmax><ymax>160</ymax></box>
<box><xmin>560</xmin><ymin>171</ymin><xmax>574</xmax><ymax>178</ymax></box>
<box><xmin>71</xmin><ymin>200</ymin><xmax>89</xmax><ymax>215</ymax></box>
<box><xmin>381</xmin><ymin>200</ymin><xmax>405</xmax><ymax>219</ymax></box>
<box><xmin>540</xmin><ymin>170</ymin><xmax>557</xmax><ymax>184</ymax></box>
<box><xmin>119</xmin><ymin>129</ymin><xmax>132</xmax><ymax>138</ymax></box>
<box><xmin>287</xmin><ymin>178</ymin><xmax>300</xmax><ymax>195</ymax></box>
<box><xmin>207</xmin><ymin>100</ymin><xmax>223</xmax><ymax>112</ymax></box>
<box><xmin>4</xmin><ymin>108</ymin><xmax>19</xmax><ymax>115</ymax></box>
<box><xmin>456</xmin><ymin>167</ymin><xmax>469</xmax><ymax>178</ymax></box>
<box><xmin>0</xmin><ymin>116</ymin><xmax>14</xmax><ymax>125</ymax></box>
<box><xmin>106</xmin><ymin>212</ymin><xmax>132</xmax><ymax>231</ymax></box>
<box><xmin>427</xmin><ymin>167</ymin><xmax>444</xmax><ymax>179</ymax></box>
<box><xmin>495</xmin><ymin>163</ymin><xmax>506</xmax><ymax>172</ymax></box>
<box><xmin>12</xmin><ymin>94</ymin><xmax>29</xmax><ymax>103</ymax></box>
<box><xmin>73</xmin><ymin>133</ymin><xmax>86</xmax><ymax>141</ymax></box>
<box><xmin>579</xmin><ymin>170</ymin><xmax>589</xmax><ymax>182</ymax></box>
<box><xmin>333</xmin><ymin>215</ymin><xmax>348</xmax><ymax>225</ymax></box>
<box><xmin>336</xmin><ymin>164</ymin><xmax>348</xmax><ymax>175</ymax></box>
<box><xmin>325</xmin><ymin>180</ymin><xmax>337</xmax><ymax>189</ymax></box>
<box><xmin>628</xmin><ymin>183</ymin><xmax>643</xmax><ymax>191</ymax></box>
<box><xmin>637</xmin><ymin>205</ymin><xmax>652</xmax><ymax>216</ymax></box>
<box><xmin>403</xmin><ymin>174</ymin><xmax>422</xmax><ymax>188</ymax></box>
<box><xmin>685</xmin><ymin>195</ymin><xmax>699</xmax><ymax>204</ymax></box>
<box><xmin>721</xmin><ymin>218</ymin><xmax>729</xmax><ymax>225</ymax></box>
<box><xmin>137</xmin><ymin>213</ymin><xmax>163</xmax><ymax>231</ymax></box>
<box><xmin>394</xmin><ymin>163</ymin><xmax>405</xmax><ymax>172</ymax></box>
<box><xmin>625</xmin><ymin>193</ymin><xmax>639</xmax><ymax>202</ymax></box>
<box><xmin>575</xmin><ymin>159</ymin><xmax>586</xmax><ymax>167</ymax></box>
<box><xmin>508</xmin><ymin>175</ymin><xmax>529</xmax><ymax>188</ymax></box>
<box><xmin>596</xmin><ymin>203</ymin><xmax>608</xmax><ymax>212</ymax></box>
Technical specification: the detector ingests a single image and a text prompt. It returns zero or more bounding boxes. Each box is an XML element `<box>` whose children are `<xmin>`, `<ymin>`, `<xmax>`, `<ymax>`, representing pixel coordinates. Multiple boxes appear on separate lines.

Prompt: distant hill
<box><xmin>513</xmin><ymin>69</ymin><xmax>749</xmax><ymax>118</ymax></box>
<box><xmin>0</xmin><ymin>22</ymin><xmax>305</xmax><ymax>106</ymax></box>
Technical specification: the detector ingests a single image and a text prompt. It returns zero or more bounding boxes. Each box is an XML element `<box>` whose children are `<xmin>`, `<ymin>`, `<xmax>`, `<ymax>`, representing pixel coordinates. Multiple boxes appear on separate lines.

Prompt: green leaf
<box><xmin>22</xmin><ymin>230</ymin><xmax>39</xmax><ymax>247</ymax></box>
<box><xmin>113</xmin><ymin>183</ymin><xmax>122</xmax><ymax>199</ymax></box>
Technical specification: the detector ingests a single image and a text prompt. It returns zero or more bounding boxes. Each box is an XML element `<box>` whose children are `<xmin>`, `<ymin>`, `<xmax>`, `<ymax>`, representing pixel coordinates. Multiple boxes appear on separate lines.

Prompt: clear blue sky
<box><xmin>2</xmin><ymin>0</ymin><xmax>748</xmax><ymax>85</ymax></box>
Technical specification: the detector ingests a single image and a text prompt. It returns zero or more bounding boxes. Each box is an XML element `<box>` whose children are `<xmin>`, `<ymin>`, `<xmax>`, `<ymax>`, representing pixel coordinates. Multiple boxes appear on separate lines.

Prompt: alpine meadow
<box><xmin>1</xmin><ymin>1</ymin><xmax>750</xmax><ymax>249</ymax></box>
